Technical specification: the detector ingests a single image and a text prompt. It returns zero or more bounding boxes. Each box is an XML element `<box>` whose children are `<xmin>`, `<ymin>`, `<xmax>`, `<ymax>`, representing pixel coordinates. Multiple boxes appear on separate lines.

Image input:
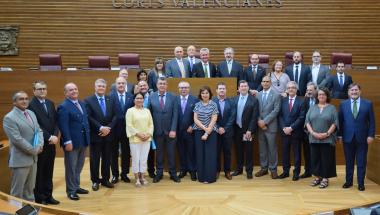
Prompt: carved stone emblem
<box><xmin>0</xmin><ymin>26</ymin><xmax>19</xmax><ymax>56</ymax></box>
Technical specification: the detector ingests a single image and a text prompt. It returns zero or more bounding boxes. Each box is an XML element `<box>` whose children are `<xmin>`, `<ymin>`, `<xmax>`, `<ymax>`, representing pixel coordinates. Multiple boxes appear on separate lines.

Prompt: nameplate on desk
<box><xmin>66</xmin><ymin>67</ymin><xmax>78</xmax><ymax>71</ymax></box>
<box><xmin>0</xmin><ymin>67</ymin><xmax>13</xmax><ymax>72</ymax></box>
<box><xmin>366</xmin><ymin>66</ymin><xmax>378</xmax><ymax>70</ymax></box>
<box><xmin>111</xmin><ymin>66</ymin><xmax>120</xmax><ymax>71</ymax></box>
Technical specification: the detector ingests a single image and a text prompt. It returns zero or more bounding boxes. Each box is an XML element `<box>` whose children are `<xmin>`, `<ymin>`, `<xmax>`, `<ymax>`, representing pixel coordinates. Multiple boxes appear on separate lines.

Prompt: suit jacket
<box><xmin>309</xmin><ymin>64</ymin><xmax>330</xmax><ymax>88</ymax></box>
<box><xmin>327</xmin><ymin>73</ymin><xmax>353</xmax><ymax>99</ymax></box>
<box><xmin>3</xmin><ymin>107</ymin><xmax>44</xmax><ymax>168</ymax></box>
<box><xmin>28</xmin><ymin>97</ymin><xmax>59</xmax><ymax>144</ymax></box>
<box><xmin>257</xmin><ymin>89</ymin><xmax>281</xmax><ymax>132</ymax></box>
<box><xmin>233</xmin><ymin>94</ymin><xmax>259</xmax><ymax>133</ymax></box>
<box><xmin>243</xmin><ymin>64</ymin><xmax>266</xmax><ymax>91</ymax></box>
<box><xmin>278</xmin><ymin>96</ymin><xmax>306</xmax><ymax>137</ymax></box>
<box><xmin>339</xmin><ymin>98</ymin><xmax>375</xmax><ymax>144</ymax></box>
<box><xmin>165</xmin><ymin>58</ymin><xmax>191</xmax><ymax>78</ymax></box>
<box><xmin>148</xmin><ymin>91</ymin><xmax>178</xmax><ymax>136</ymax></box>
<box><xmin>110</xmin><ymin>91</ymin><xmax>134</xmax><ymax>138</ymax></box>
<box><xmin>110</xmin><ymin>82</ymin><xmax>134</xmax><ymax>95</ymax></box>
<box><xmin>177</xmin><ymin>95</ymin><xmax>198</xmax><ymax>131</ymax></box>
<box><xmin>84</xmin><ymin>95</ymin><xmax>117</xmax><ymax>144</ymax></box>
<box><xmin>212</xmin><ymin>97</ymin><xmax>236</xmax><ymax>137</ymax></box>
<box><xmin>285</xmin><ymin>63</ymin><xmax>311</xmax><ymax>96</ymax></box>
<box><xmin>148</xmin><ymin>69</ymin><xmax>167</xmax><ymax>92</ymax></box>
<box><xmin>57</xmin><ymin>99</ymin><xmax>90</xmax><ymax>149</ymax></box>
<box><xmin>217</xmin><ymin>60</ymin><xmax>244</xmax><ymax>81</ymax></box>
<box><xmin>192</xmin><ymin>61</ymin><xmax>218</xmax><ymax>78</ymax></box>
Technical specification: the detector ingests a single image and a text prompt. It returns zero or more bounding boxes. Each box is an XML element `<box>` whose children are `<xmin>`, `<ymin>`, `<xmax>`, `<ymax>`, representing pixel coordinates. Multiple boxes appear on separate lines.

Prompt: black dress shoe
<box><xmin>153</xmin><ymin>175</ymin><xmax>163</xmax><ymax>183</ymax></box>
<box><xmin>247</xmin><ymin>172</ymin><xmax>253</xmax><ymax>179</ymax></box>
<box><xmin>121</xmin><ymin>175</ymin><xmax>131</xmax><ymax>183</ymax></box>
<box><xmin>92</xmin><ymin>182</ymin><xmax>99</xmax><ymax>191</ymax></box>
<box><xmin>300</xmin><ymin>173</ymin><xmax>312</xmax><ymax>179</ymax></box>
<box><xmin>46</xmin><ymin>197</ymin><xmax>60</xmax><ymax>205</ymax></box>
<box><xmin>170</xmin><ymin>175</ymin><xmax>181</xmax><ymax>183</ymax></box>
<box><xmin>68</xmin><ymin>193</ymin><xmax>80</xmax><ymax>201</ymax></box>
<box><xmin>111</xmin><ymin>176</ymin><xmax>119</xmax><ymax>184</ymax></box>
<box><xmin>278</xmin><ymin>172</ymin><xmax>290</xmax><ymax>179</ymax></box>
<box><xmin>231</xmin><ymin>170</ymin><xmax>243</xmax><ymax>176</ymax></box>
<box><xmin>102</xmin><ymin>181</ymin><xmax>115</xmax><ymax>188</ymax></box>
<box><xmin>149</xmin><ymin>172</ymin><xmax>156</xmax><ymax>179</ymax></box>
<box><xmin>358</xmin><ymin>185</ymin><xmax>365</xmax><ymax>191</ymax></box>
<box><xmin>292</xmin><ymin>175</ymin><xmax>300</xmax><ymax>181</ymax></box>
<box><xmin>76</xmin><ymin>188</ymin><xmax>89</xmax><ymax>194</ymax></box>
<box><xmin>36</xmin><ymin>200</ymin><xmax>48</xmax><ymax>205</ymax></box>
<box><xmin>342</xmin><ymin>182</ymin><xmax>353</xmax><ymax>189</ymax></box>
<box><xmin>190</xmin><ymin>172</ymin><xmax>197</xmax><ymax>181</ymax></box>
<box><xmin>178</xmin><ymin>171</ymin><xmax>187</xmax><ymax>178</ymax></box>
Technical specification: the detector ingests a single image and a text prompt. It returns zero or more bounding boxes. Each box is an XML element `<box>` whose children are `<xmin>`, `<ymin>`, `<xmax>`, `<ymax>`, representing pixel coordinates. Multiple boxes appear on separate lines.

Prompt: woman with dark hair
<box><xmin>305</xmin><ymin>88</ymin><xmax>338</xmax><ymax>189</ymax></box>
<box><xmin>148</xmin><ymin>57</ymin><xmax>166</xmax><ymax>92</ymax></box>
<box><xmin>134</xmin><ymin>69</ymin><xmax>149</xmax><ymax>94</ymax></box>
<box><xmin>126</xmin><ymin>92</ymin><xmax>154</xmax><ymax>187</ymax></box>
<box><xmin>269</xmin><ymin>60</ymin><xmax>290</xmax><ymax>97</ymax></box>
<box><xmin>193</xmin><ymin>86</ymin><xmax>219</xmax><ymax>183</ymax></box>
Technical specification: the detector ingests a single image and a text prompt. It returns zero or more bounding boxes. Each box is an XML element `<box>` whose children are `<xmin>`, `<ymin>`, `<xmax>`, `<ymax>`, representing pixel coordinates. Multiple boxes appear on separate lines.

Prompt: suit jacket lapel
<box><xmin>15</xmin><ymin>109</ymin><xmax>35</xmax><ymax>130</ymax></box>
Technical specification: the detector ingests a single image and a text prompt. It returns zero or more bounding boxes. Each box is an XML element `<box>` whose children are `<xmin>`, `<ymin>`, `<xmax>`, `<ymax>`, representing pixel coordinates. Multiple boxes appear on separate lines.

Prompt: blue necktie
<box><xmin>119</xmin><ymin>94</ymin><xmax>125</xmax><ymax>110</ymax></box>
<box><xmin>99</xmin><ymin>97</ymin><xmax>106</xmax><ymax>116</ymax></box>
<box><xmin>294</xmin><ymin>65</ymin><xmax>299</xmax><ymax>83</ymax></box>
<box><xmin>339</xmin><ymin>75</ymin><xmax>344</xmax><ymax>87</ymax></box>
<box><xmin>143</xmin><ymin>95</ymin><xmax>148</xmax><ymax>108</ymax></box>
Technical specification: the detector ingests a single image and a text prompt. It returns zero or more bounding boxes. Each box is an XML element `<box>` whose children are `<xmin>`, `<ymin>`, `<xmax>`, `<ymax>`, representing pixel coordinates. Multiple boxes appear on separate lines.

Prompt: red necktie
<box><xmin>289</xmin><ymin>98</ymin><xmax>293</xmax><ymax>112</ymax></box>
<box><xmin>24</xmin><ymin>111</ymin><xmax>33</xmax><ymax>125</ymax></box>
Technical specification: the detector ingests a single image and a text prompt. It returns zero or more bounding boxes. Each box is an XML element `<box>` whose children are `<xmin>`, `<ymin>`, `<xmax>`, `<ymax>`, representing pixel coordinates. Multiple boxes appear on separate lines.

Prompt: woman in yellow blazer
<box><xmin>126</xmin><ymin>92</ymin><xmax>154</xmax><ymax>187</ymax></box>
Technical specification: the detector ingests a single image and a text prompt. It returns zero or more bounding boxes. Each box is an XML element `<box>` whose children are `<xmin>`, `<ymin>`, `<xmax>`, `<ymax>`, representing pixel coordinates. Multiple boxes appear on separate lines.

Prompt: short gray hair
<box><xmin>200</xmin><ymin>48</ymin><xmax>210</xmax><ymax>54</ymax></box>
<box><xmin>95</xmin><ymin>78</ymin><xmax>107</xmax><ymax>86</ymax></box>
<box><xmin>306</xmin><ymin>81</ymin><xmax>317</xmax><ymax>90</ymax></box>
<box><xmin>287</xmin><ymin>81</ymin><xmax>299</xmax><ymax>90</ymax></box>
<box><xmin>224</xmin><ymin>47</ymin><xmax>234</xmax><ymax>54</ymax></box>
<box><xmin>12</xmin><ymin>91</ymin><xmax>27</xmax><ymax>102</ymax></box>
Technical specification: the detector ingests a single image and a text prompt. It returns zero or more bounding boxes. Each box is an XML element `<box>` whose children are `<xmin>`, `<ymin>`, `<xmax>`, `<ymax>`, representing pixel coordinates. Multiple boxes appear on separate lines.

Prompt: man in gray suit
<box><xmin>3</xmin><ymin>91</ymin><xmax>43</xmax><ymax>201</ymax></box>
<box><xmin>310</xmin><ymin>51</ymin><xmax>330</xmax><ymax>89</ymax></box>
<box><xmin>255</xmin><ymin>76</ymin><xmax>281</xmax><ymax>179</ymax></box>
<box><xmin>148</xmin><ymin>77</ymin><xmax>180</xmax><ymax>183</ymax></box>
<box><xmin>165</xmin><ymin>46</ymin><xmax>191</xmax><ymax>78</ymax></box>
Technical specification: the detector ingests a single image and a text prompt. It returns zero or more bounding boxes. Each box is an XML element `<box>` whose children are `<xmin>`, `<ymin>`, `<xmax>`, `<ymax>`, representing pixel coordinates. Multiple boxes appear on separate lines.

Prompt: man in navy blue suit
<box><xmin>327</xmin><ymin>61</ymin><xmax>353</xmax><ymax>99</ymax></box>
<box><xmin>244</xmin><ymin>54</ymin><xmax>266</xmax><ymax>96</ymax></box>
<box><xmin>213</xmin><ymin>82</ymin><xmax>236</xmax><ymax>180</ymax></box>
<box><xmin>339</xmin><ymin>83</ymin><xmax>375</xmax><ymax>191</ymax></box>
<box><xmin>278</xmin><ymin>81</ymin><xmax>306</xmax><ymax>181</ymax></box>
<box><xmin>176</xmin><ymin>81</ymin><xmax>198</xmax><ymax>181</ymax></box>
<box><xmin>149</xmin><ymin>77</ymin><xmax>180</xmax><ymax>183</ymax></box>
<box><xmin>217</xmin><ymin>47</ymin><xmax>244</xmax><ymax>86</ymax></box>
<box><xmin>285</xmin><ymin>51</ymin><xmax>311</xmax><ymax>96</ymax></box>
<box><xmin>109</xmin><ymin>77</ymin><xmax>134</xmax><ymax>184</ymax></box>
<box><xmin>57</xmin><ymin>82</ymin><xmax>90</xmax><ymax>201</ymax></box>
<box><xmin>85</xmin><ymin>79</ymin><xmax>117</xmax><ymax>191</ymax></box>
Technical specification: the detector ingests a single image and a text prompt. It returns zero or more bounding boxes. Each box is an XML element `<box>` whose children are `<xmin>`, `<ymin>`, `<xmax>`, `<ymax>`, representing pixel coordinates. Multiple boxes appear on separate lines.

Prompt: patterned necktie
<box><xmin>99</xmin><ymin>97</ymin><xmax>106</xmax><ymax>116</ymax></box>
<box><xmin>295</xmin><ymin>65</ymin><xmax>299</xmax><ymax>83</ymax></box>
<box><xmin>74</xmin><ymin>102</ymin><xmax>83</xmax><ymax>114</ymax></box>
<box><xmin>24</xmin><ymin>111</ymin><xmax>33</xmax><ymax>125</ymax></box>
<box><xmin>41</xmin><ymin>101</ymin><xmax>48</xmax><ymax>114</ymax></box>
<box><xmin>204</xmin><ymin>64</ymin><xmax>209</xmax><ymax>78</ymax></box>
<box><xmin>289</xmin><ymin>98</ymin><xmax>293</xmax><ymax>112</ymax></box>
<box><xmin>181</xmin><ymin>97</ymin><xmax>187</xmax><ymax>114</ymax></box>
<box><xmin>353</xmin><ymin>100</ymin><xmax>358</xmax><ymax>118</ymax></box>
<box><xmin>178</xmin><ymin>59</ymin><xmax>186</xmax><ymax>78</ymax></box>
<box><xmin>160</xmin><ymin>94</ymin><xmax>165</xmax><ymax>109</ymax></box>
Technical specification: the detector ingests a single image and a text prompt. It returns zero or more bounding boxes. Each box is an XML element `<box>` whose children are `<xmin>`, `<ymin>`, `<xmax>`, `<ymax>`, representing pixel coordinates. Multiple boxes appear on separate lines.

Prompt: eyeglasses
<box><xmin>35</xmin><ymin>88</ymin><xmax>47</xmax><ymax>91</ymax></box>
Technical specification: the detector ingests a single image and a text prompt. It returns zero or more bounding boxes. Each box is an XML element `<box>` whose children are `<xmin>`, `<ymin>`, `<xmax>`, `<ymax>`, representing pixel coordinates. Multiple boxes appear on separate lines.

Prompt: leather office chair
<box><xmin>118</xmin><ymin>53</ymin><xmax>140</xmax><ymax>69</ymax></box>
<box><xmin>330</xmin><ymin>52</ymin><xmax>352</xmax><ymax>69</ymax></box>
<box><xmin>284</xmin><ymin>51</ymin><xmax>304</xmax><ymax>67</ymax></box>
<box><xmin>39</xmin><ymin>54</ymin><xmax>62</xmax><ymax>71</ymax></box>
<box><xmin>88</xmin><ymin>56</ymin><xmax>111</xmax><ymax>70</ymax></box>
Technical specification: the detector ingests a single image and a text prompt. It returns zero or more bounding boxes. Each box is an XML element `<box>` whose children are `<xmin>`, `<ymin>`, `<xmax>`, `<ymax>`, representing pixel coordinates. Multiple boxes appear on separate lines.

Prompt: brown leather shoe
<box><xmin>255</xmin><ymin>169</ymin><xmax>268</xmax><ymax>177</ymax></box>
<box><xmin>271</xmin><ymin>171</ymin><xmax>278</xmax><ymax>179</ymax></box>
<box><xmin>225</xmin><ymin>172</ymin><xmax>232</xmax><ymax>180</ymax></box>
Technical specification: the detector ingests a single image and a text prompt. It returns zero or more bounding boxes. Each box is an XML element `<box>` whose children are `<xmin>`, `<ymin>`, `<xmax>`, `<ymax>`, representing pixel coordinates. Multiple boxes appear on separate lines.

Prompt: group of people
<box><xmin>2</xmin><ymin>46</ymin><xmax>375</xmax><ymax>206</ymax></box>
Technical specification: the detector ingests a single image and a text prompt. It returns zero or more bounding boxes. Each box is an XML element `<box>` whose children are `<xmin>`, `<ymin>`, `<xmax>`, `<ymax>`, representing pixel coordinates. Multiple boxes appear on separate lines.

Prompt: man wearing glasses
<box><xmin>310</xmin><ymin>51</ymin><xmax>330</xmax><ymax>89</ymax></box>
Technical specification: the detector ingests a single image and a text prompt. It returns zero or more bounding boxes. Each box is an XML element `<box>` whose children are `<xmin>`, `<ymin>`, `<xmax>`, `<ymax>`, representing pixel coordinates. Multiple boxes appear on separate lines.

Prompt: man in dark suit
<box><xmin>192</xmin><ymin>48</ymin><xmax>218</xmax><ymax>78</ymax></box>
<box><xmin>165</xmin><ymin>46</ymin><xmax>191</xmax><ymax>78</ymax></box>
<box><xmin>300</xmin><ymin>82</ymin><xmax>317</xmax><ymax>179</ymax></box>
<box><xmin>110</xmin><ymin>69</ymin><xmax>134</xmax><ymax>94</ymax></box>
<box><xmin>232</xmin><ymin>80</ymin><xmax>259</xmax><ymax>179</ymax></box>
<box><xmin>309</xmin><ymin>51</ymin><xmax>330</xmax><ymax>88</ymax></box>
<box><xmin>85</xmin><ymin>79</ymin><xmax>117</xmax><ymax>191</ymax></box>
<box><xmin>217</xmin><ymin>47</ymin><xmax>244</xmax><ymax>86</ymax></box>
<box><xmin>28</xmin><ymin>81</ymin><xmax>60</xmax><ymax>205</ymax></box>
<box><xmin>213</xmin><ymin>82</ymin><xmax>236</xmax><ymax>180</ymax></box>
<box><xmin>109</xmin><ymin>77</ymin><xmax>134</xmax><ymax>184</ymax></box>
<box><xmin>58</xmin><ymin>83</ymin><xmax>90</xmax><ymax>201</ymax></box>
<box><xmin>339</xmin><ymin>83</ymin><xmax>375</xmax><ymax>191</ymax></box>
<box><xmin>278</xmin><ymin>81</ymin><xmax>306</xmax><ymax>181</ymax></box>
<box><xmin>327</xmin><ymin>61</ymin><xmax>353</xmax><ymax>99</ymax></box>
<box><xmin>186</xmin><ymin>45</ymin><xmax>201</xmax><ymax>74</ymax></box>
<box><xmin>244</xmin><ymin>54</ymin><xmax>266</xmax><ymax>96</ymax></box>
<box><xmin>148</xmin><ymin>77</ymin><xmax>180</xmax><ymax>183</ymax></box>
<box><xmin>285</xmin><ymin>51</ymin><xmax>311</xmax><ymax>96</ymax></box>
<box><xmin>176</xmin><ymin>81</ymin><xmax>198</xmax><ymax>181</ymax></box>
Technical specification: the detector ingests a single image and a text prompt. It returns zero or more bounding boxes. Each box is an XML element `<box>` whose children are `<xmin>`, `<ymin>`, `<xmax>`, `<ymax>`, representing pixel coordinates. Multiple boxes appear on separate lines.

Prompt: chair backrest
<box><xmin>88</xmin><ymin>56</ymin><xmax>111</xmax><ymax>70</ymax></box>
<box><xmin>118</xmin><ymin>53</ymin><xmax>140</xmax><ymax>69</ymax></box>
<box><xmin>330</xmin><ymin>52</ymin><xmax>352</xmax><ymax>69</ymax></box>
<box><xmin>284</xmin><ymin>51</ymin><xmax>304</xmax><ymax>67</ymax></box>
<box><xmin>39</xmin><ymin>54</ymin><xmax>62</xmax><ymax>71</ymax></box>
